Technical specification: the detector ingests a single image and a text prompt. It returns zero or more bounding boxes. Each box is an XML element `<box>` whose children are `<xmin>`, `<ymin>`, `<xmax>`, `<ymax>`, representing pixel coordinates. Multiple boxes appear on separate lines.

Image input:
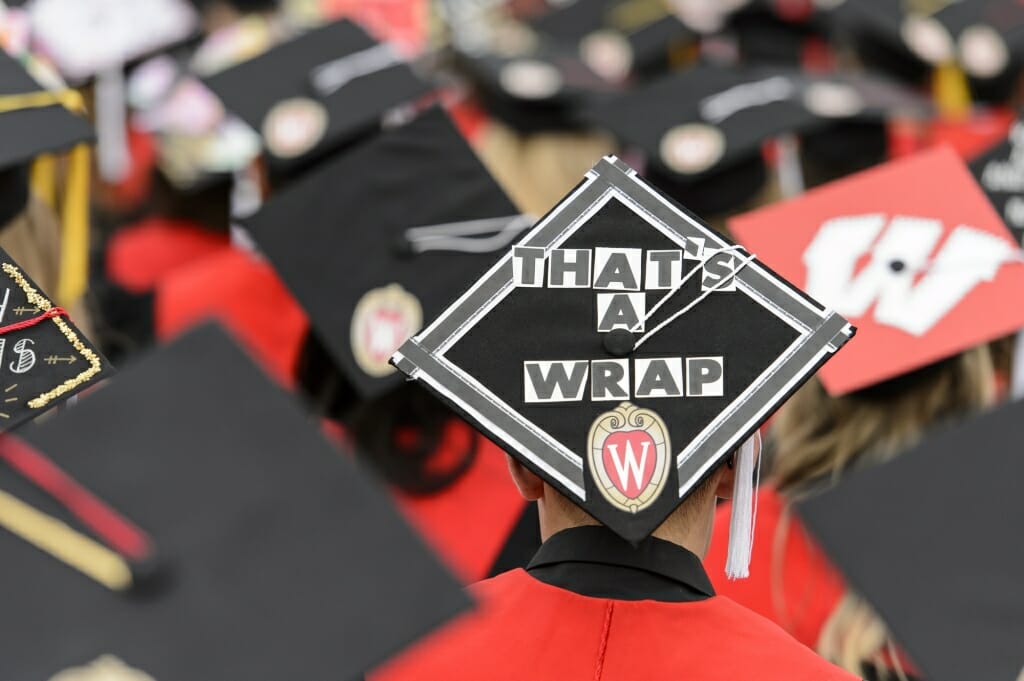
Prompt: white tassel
<box><xmin>725</xmin><ymin>431</ymin><xmax>762</xmax><ymax>580</ymax></box>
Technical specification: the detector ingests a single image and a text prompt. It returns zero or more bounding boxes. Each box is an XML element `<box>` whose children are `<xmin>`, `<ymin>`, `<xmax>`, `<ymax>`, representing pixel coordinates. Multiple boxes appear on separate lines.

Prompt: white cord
<box><xmin>311</xmin><ymin>43</ymin><xmax>402</xmax><ymax>97</ymax></box>
<box><xmin>725</xmin><ymin>430</ymin><xmax>762</xmax><ymax>580</ymax></box>
<box><xmin>634</xmin><ymin>252</ymin><xmax>757</xmax><ymax>350</ymax></box>
<box><xmin>404</xmin><ymin>215</ymin><xmax>534</xmax><ymax>254</ymax></box>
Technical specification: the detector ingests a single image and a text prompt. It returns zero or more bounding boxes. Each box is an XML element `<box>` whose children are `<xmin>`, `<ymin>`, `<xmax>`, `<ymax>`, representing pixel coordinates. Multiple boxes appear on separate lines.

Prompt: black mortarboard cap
<box><xmin>909</xmin><ymin>0</ymin><xmax>1024</xmax><ymax>100</ymax></box>
<box><xmin>972</xmin><ymin>119</ymin><xmax>1024</xmax><ymax>245</ymax></box>
<box><xmin>391</xmin><ymin>156</ymin><xmax>854</xmax><ymax>543</ymax></box>
<box><xmin>203</xmin><ymin>19</ymin><xmax>431</xmax><ymax>178</ymax></box>
<box><xmin>454</xmin><ymin>39</ymin><xmax>614</xmax><ymax>134</ymax></box>
<box><xmin>4</xmin><ymin>322</ymin><xmax>471</xmax><ymax>679</ymax></box>
<box><xmin>584</xmin><ymin>63</ymin><xmax>933</xmax><ymax>213</ymax></box>
<box><xmin>795</xmin><ymin>71</ymin><xmax>933</xmax><ymax>186</ymax></box>
<box><xmin>244</xmin><ymin>106</ymin><xmax>521</xmax><ymax>399</ymax></box>
<box><xmin>0</xmin><ymin>49</ymin><xmax>93</xmax><ymax>172</ymax></box>
<box><xmin>796</xmin><ymin>399</ymin><xmax>1024</xmax><ymax>681</ymax></box>
<box><xmin>827</xmin><ymin>0</ymin><xmax>933</xmax><ymax>85</ymax></box>
<box><xmin>528</xmin><ymin>0</ymin><xmax>697</xmax><ymax>82</ymax></box>
<box><xmin>0</xmin><ymin>246</ymin><xmax>111</xmax><ymax>432</ymax></box>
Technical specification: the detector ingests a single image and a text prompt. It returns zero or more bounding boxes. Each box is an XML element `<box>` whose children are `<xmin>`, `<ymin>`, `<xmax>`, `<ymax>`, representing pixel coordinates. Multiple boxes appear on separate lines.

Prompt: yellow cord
<box><xmin>933</xmin><ymin>61</ymin><xmax>972</xmax><ymax>120</ymax></box>
<box><xmin>0</xmin><ymin>487</ymin><xmax>132</xmax><ymax>591</ymax></box>
<box><xmin>0</xmin><ymin>89</ymin><xmax>91</xmax><ymax>307</ymax></box>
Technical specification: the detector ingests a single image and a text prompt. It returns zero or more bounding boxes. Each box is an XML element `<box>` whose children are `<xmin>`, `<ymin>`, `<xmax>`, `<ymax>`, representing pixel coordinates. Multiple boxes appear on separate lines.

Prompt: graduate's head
<box><xmin>389</xmin><ymin>156</ymin><xmax>853</xmax><ymax>576</ymax></box>
<box><xmin>506</xmin><ymin>453</ymin><xmax>737</xmax><ymax>557</ymax></box>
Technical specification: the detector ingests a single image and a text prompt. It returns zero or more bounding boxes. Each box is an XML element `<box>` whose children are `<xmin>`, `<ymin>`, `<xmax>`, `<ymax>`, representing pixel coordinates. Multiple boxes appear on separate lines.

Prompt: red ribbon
<box><xmin>0</xmin><ymin>436</ymin><xmax>152</xmax><ymax>560</ymax></box>
<box><xmin>0</xmin><ymin>307</ymin><xmax>67</xmax><ymax>335</ymax></box>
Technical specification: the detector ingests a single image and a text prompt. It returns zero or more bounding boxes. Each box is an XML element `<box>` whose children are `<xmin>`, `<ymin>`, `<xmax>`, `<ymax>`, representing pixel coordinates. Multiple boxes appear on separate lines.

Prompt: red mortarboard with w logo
<box><xmin>730</xmin><ymin>145</ymin><xmax>1024</xmax><ymax>396</ymax></box>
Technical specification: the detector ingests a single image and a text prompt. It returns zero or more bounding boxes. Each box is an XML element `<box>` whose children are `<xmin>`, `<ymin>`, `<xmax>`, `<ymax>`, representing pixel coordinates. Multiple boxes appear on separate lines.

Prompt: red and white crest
<box><xmin>262</xmin><ymin>97</ymin><xmax>328</xmax><ymax>160</ymax></box>
<box><xmin>588</xmin><ymin>402</ymin><xmax>670</xmax><ymax>514</ymax></box>
<box><xmin>350</xmin><ymin>284</ymin><xmax>422</xmax><ymax>377</ymax></box>
<box><xmin>730</xmin><ymin>146</ymin><xmax>1024</xmax><ymax>395</ymax></box>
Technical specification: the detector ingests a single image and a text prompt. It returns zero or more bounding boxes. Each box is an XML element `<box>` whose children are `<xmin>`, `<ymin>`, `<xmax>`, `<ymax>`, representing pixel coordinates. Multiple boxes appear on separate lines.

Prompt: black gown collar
<box><xmin>526</xmin><ymin>525</ymin><xmax>715</xmax><ymax>602</ymax></box>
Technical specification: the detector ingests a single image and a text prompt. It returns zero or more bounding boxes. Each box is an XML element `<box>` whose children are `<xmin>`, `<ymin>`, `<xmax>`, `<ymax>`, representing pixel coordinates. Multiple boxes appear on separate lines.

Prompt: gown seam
<box><xmin>593</xmin><ymin>601</ymin><xmax>615</xmax><ymax>681</ymax></box>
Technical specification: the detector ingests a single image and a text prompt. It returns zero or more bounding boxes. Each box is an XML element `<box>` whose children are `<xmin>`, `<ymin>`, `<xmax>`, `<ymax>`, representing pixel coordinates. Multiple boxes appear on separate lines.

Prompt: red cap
<box><xmin>731</xmin><ymin>145</ymin><xmax>1024</xmax><ymax>395</ymax></box>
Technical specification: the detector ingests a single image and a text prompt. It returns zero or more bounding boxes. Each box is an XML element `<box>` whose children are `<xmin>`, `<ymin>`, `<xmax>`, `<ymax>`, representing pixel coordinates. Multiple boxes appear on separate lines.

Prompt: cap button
<box><xmin>603</xmin><ymin>329</ymin><xmax>635</xmax><ymax>357</ymax></box>
<box><xmin>127</xmin><ymin>553</ymin><xmax>175</xmax><ymax>599</ymax></box>
<box><xmin>392</xmin><ymin>235</ymin><xmax>415</xmax><ymax>260</ymax></box>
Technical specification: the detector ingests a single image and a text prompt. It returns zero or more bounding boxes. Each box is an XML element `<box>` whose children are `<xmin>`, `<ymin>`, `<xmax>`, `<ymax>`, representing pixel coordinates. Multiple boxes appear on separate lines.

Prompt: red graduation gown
<box><xmin>704</xmin><ymin>485</ymin><xmax>846</xmax><ymax>649</ymax></box>
<box><xmin>154</xmin><ymin>246</ymin><xmax>308</xmax><ymax>387</ymax></box>
<box><xmin>373</xmin><ymin>530</ymin><xmax>859</xmax><ymax>681</ymax></box>
<box><xmin>105</xmin><ymin>217</ymin><xmax>228</xmax><ymax>294</ymax></box>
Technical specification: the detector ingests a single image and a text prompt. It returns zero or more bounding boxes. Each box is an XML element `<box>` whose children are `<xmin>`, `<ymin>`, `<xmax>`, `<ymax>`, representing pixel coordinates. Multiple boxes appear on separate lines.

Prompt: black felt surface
<box><xmin>0</xmin><ymin>51</ymin><xmax>94</xmax><ymax>169</ymax></box>
<box><xmin>797</xmin><ymin>399</ymin><xmax>1024</xmax><ymax>681</ymax></box>
<box><xmin>582</xmin><ymin>64</ymin><xmax>827</xmax><ymax>180</ymax></box>
<box><xmin>6</xmin><ymin>323</ymin><xmax>471</xmax><ymax>680</ymax></box>
<box><xmin>244</xmin><ymin>107</ymin><xmax>519</xmax><ymax>398</ymax></box>
<box><xmin>203</xmin><ymin>19</ymin><xmax>429</xmax><ymax>174</ymax></box>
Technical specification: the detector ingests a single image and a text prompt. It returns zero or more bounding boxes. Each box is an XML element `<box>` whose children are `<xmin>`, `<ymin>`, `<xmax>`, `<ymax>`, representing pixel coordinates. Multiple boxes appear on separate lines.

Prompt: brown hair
<box><xmin>472</xmin><ymin>121</ymin><xmax>616</xmax><ymax>217</ymax></box>
<box><xmin>1</xmin><ymin>196</ymin><xmax>93</xmax><ymax>337</ymax></box>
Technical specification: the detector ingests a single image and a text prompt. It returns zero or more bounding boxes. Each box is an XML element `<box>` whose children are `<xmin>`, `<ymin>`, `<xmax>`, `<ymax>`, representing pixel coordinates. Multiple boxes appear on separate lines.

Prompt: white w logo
<box><xmin>607</xmin><ymin>440</ymin><xmax>650</xmax><ymax>491</ymax></box>
<box><xmin>804</xmin><ymin>215</ymin><xmax>1014</xmax><ymax>336</ymax></box>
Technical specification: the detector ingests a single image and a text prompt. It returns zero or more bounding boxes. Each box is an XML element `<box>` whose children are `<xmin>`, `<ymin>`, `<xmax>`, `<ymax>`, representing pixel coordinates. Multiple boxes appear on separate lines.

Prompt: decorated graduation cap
<box><xmin>244</xmin><ymin>106</ymin><xmax>522</xmax><ymax>399</ymax></box>
<box><xmin>26</xmin><ymin>0</ymin><xmax>198</xmax><ymax>82</ymax></box>
<box><xmin>0</xmin><ymin>246</ymin><xmax>110</xmax><ymax>431</ymax></box>
<box><xmin>731</xmin><ymin>145</ymin><xmax>1024</xmax><ymax>396</ymax></box>
<box><xmin>203</xmin><ymin>18</ymin><xmax>430</xmax><ymax>177</ymax></box>
<box><xmin>390</xmin><ymin>155</ymin><xmax>854</xmax><ymax>556</ymax></box>
<box><xmin>0</xmin><ymin>49</ymin><xmax>94</xmax><ymax>305</ymax></box>
<box><xmin>796</xmin><ymin>399</ymin><xmax>1024</xmax><ymax>681</ymax></box>
<box><xmin>3</xmin><ymin>322</ymin><xmax>470</xmax><ymax>679</ymax></box>
<box><xmin>127</xmin><ymin>52</ymin><xmax>263</xmax><ymax>192</ymax></box>
<box><xmin>25</xmin><ymin>0</ymin><xmax>199</xmax><ymax>184</ymax></box>
<box><xmin>971</xmin><ymin>119</ymin><xmax>1024</xmax><ymax>246</ymax></box>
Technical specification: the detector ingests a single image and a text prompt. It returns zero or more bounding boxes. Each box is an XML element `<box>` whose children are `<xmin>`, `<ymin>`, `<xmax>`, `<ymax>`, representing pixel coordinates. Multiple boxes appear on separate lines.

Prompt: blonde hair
<box><xmin>818</xmin><ymin>594</ymin><xmax>913</xmax><ymax>681</ymax></box>
<box><xmin>770</xmin><ymin>345</ymin><xmax>997</xmax><ymax>676</ymax></box>
<box><xmin>772</xmin><ymin>345</ymin><xmax>996</xmax><ymax>497</ymax></box>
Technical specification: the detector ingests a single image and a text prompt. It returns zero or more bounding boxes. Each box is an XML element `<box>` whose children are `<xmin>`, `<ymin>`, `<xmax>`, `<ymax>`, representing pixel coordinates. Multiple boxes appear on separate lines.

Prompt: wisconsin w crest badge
<box><xmin>588</xmin><ymin>402</ymin><xmax>670</xmax><ymax>514</ymax></box>
<box><xmin>351</xmin><ymin>284</ymin><xmax>422</xmax><ymax>377</ymax></box>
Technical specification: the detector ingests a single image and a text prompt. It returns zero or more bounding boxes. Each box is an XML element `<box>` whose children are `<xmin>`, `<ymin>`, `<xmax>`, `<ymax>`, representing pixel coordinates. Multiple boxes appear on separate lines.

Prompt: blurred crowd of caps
<box><xmin>4</xmin><ymin>0</ymin><xmax>1024</xmax><ymax>235</ymax></box>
